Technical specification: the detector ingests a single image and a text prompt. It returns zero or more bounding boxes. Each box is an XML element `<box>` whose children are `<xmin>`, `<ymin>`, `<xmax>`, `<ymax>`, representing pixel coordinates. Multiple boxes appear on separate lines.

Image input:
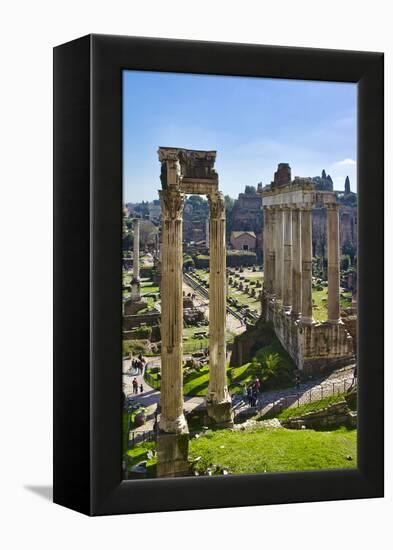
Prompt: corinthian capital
<box><xmin>208</xmin><ymin>191</ymin><xmax>225</xmax><ymax>220</ymax></box>
<box><xmin>159</xmin><ymin>188</ymin><xmax>184</xmax><ymax>221</ymax></box>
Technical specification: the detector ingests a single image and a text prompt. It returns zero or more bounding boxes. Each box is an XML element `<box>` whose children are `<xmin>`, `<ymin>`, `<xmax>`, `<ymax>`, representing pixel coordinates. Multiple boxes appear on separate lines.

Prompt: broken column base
<box><xmin>206</xmin><ymin>400</ymin><xmax>234</xmax><ymax>428</ymax></box>
<box><xmin>123</xmin><ymin>298</ymin><xmax>146</xmax><ymax>315</ymax></box>
<box><xmin>156</xmin><ymin>432</ymin><xmax>190</xmax><ymax>478</ymax></box>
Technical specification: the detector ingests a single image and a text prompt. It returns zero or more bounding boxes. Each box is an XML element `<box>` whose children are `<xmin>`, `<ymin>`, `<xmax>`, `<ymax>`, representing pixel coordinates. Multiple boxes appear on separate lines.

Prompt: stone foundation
<box><xmin>281</xmin><ymin>400</ymin><xmax>357</xmax><ymax>430</ymax></box>
<box><xmin>124</xmin><ymin>299</ymin><xmax>146</xmax><ymax>315</ymax></box>
<box><xmin>123</xmin><ymin>311</ymin><xmax>160</xmax><ymax>330</ymax></box>
<box><xmin>156</xmin><ymin>432</ymin><xmax>190</xmax><ymax>478</ymax></box>
<box><xmin>206</xmin><ymin>399</ymin><xmax>234</xmax><ymax>427</ymax></box>
<box><xmin>267</xmin><ymin>298</ymin><xmax>354</xmax><ymax>374</ymax></box>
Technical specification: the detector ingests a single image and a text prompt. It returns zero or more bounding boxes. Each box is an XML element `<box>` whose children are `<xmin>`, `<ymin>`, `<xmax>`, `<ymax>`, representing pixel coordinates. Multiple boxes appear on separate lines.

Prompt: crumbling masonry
<box><xmin>156</xmin><ymin>147</ymin><xmax>233</xmax><ymax>477</ymax></box>
<box><xmin>260</xmin><ymin>170</ymin><xmax>354</xmax><ymax>374</ymax></box>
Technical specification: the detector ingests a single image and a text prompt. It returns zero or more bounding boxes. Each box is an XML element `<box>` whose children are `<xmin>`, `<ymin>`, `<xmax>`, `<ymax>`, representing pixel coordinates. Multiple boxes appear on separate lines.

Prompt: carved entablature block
<box><xmin>316</xmin><ymin>191</ymin><xmax>338</xmax><ymax>207</ymax></box>
<box><xmin>158</xmin><ymin>147</ymin><xmax>218</xmax><ymax>186</ymax></box>
<box><xmin>178</xmin><ymin>149</ymin><xmax>218</xmax><ymax>180</ymax></box>
<box><xmin>292</xmin><ymin>177</ymin><xmax>315</xmax><ymax>190</ymax></box>
<box><xmin>159</xmin><ymin>188</ymin><xmax>185</xmax><ymax>221</ymax></box>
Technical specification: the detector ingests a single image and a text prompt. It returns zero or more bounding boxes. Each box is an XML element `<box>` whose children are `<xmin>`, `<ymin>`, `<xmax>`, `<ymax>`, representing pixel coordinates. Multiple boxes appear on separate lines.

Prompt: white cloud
<box><xmin>333</xmin><ymin>158</ymin><xmax>356</xmax><ymax>167</ymax></box>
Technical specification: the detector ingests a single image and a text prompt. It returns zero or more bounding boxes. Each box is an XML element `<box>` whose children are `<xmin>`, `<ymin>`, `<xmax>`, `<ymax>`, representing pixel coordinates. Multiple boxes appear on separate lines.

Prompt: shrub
<box><xmin>133</xmin><ymin>325</ymin><xmax>152</xmax><ymax>339</ymax></box>
<box><xmin>123</xmin><ymin>339</ymin><xmax>151</xmax><ymax>356</ymax></box>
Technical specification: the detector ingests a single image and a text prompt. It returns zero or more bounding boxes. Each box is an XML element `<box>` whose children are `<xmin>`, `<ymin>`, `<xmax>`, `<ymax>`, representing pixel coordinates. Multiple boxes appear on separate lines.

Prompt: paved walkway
<box><xmin>123</xmin><ymin>357</ymin><xmax>205</xmax><ymax>445</ymax></box>
<box><xmin>233</xmin><ymin>364</ymin><xmax>356</xmax><ymax>418</ymax></box>
<box><xmin>124</xmin><ymin>355</ymin><xmax>355</xmax><ymax>445</ymax></box>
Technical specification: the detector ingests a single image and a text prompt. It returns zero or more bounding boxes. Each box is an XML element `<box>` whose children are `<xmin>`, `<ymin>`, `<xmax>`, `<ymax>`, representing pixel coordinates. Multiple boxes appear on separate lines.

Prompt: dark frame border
<box><xmin>53</xmin><ymin>34</ymin><xmax>384</xmax><ymax>516</ymax></box>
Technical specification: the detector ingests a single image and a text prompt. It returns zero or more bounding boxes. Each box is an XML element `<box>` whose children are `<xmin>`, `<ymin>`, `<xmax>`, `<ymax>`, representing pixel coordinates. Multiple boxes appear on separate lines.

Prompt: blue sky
<box><xmin>123</xmin><ymin>71</ymin><xmax>356</xmax><ymax>202</ymax></box>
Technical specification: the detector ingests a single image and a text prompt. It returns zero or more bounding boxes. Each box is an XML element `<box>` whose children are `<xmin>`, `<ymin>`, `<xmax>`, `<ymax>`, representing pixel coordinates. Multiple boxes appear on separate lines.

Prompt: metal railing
<box><xmin>129</xmin><ymin>428</ymin><xmax>157</xmax><ymax>448</ymax></box>
<box><xmin>143</xmin><ymin>370</ymin><xmax>161</xmax><ymax>390</ymax></box>
<box><xmin>235</xmin><ymin>376</ymin><xmax>356</xmax><ymax>420</ymax></box>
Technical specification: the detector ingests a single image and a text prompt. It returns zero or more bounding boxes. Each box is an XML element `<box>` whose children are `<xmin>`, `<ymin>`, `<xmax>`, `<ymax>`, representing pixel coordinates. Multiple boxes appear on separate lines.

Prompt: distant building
<box><xmin>148</xmin><ymin>201</ymin><xmax>161</xmax><ymax>221</ymax></box>
<box><xmin>230</xmin><ymin>231</ymin><xmax>257</xmax><ymax>251</ymax></box>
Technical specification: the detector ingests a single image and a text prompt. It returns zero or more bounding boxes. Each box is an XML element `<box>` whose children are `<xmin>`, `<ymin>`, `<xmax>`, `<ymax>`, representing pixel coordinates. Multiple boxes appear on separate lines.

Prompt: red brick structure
<box><xmin>272</xmin><ymin>163</ymin><xmax>291</xmax><ymax>188</ymax></box>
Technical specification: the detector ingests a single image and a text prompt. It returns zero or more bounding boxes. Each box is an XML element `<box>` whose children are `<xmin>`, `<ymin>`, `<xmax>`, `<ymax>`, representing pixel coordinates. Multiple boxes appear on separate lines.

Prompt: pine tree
<box><xmin>322</xmin><ymin>169</ymin><xmax>327</xmax><ymax>179</ymax></box>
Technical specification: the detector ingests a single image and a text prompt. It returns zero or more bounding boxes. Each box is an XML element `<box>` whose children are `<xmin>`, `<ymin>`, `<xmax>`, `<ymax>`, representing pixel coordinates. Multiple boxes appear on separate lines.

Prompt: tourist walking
<box><xmin>247</xmin><ymin>385</ymin><xmax>252</xmax><ymax>405</ymax></box>
<box><xmin>254</xmin><ymin>377</ymin><xmax>261</xmax><ymax>393</ymax></box>
<box><xmin>139</xmin><ymin>383</ymin><xmax>144</xmax><ymax>394</ymax></box>
<box><xmin>132</xmin><ymin>377</ymin><xmax>138</xmax><ymax>395</ymax></box>
<box><xmin>251</xmin><ymin>388</ymin><xmax>258</xmax><ymax>407</ymax></box>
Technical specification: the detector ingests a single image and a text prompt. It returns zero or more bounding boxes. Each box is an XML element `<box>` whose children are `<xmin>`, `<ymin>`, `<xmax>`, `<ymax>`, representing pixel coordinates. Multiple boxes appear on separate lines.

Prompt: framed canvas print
<box><xmin>53</xmin><ymin>34</ymin><xmax>384</xmax><ymax>516</ymax></box>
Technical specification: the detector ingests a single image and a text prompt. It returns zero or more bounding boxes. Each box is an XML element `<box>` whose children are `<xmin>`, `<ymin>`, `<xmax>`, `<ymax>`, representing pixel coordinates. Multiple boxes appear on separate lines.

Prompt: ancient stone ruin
<box><xmin>260</xmin><ymin>171</ymin><xmax>354</xmax><ymax>374</ymax></box>
<box><xmin>157</xmin><ymin>147</ymin><xmax>233</xmax><ymax>477</ymax></box>
<box><xmin>124</xmin><ymin>218</ymin><xmax>147</xmax><ymax>315</ymax></box>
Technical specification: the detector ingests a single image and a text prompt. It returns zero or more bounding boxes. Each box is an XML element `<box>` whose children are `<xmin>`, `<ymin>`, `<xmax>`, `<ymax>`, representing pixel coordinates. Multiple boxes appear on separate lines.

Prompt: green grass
<box><xmin>140</xmin><ymin>279</ymin><xmax>159</xmax><ymax>295</ymax></box>
<box><xmin>183</xmin><ymin>326</ymin><xmax>209</xmax><ymax>351</ymax></box>
<box><xmin>189</xmin><ymin>426</ymin><xmax>357</xmax><ymax>474</ymax></box>
<box><xmin>262</xmin><ymin>394</ymin><xmax>347</xmax><ymax>421</ymax></box>
<box><xmin>183</xmin><ymin>365</ymin><xmax>211</xmax><ymax>396</ymax></box>
<box><xmin>123</xmin><ymin>411</ymin><xmax>131</xmax><ymax>451</ymax></box>
<box><xmin>312</xmin><ymin>287</ymin><xmax>353</xmax><ymax>322</ymax></box>
<box><xmin>125</xmin><ymin>441</ymin><xmax>157</xmax><ymax>477</ymax></box>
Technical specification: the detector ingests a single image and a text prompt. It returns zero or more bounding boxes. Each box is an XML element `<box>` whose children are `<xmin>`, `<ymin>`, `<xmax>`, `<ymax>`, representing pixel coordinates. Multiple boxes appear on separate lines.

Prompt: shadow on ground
<box><xmin>24</xmin><ymin>485</ymin><xmax>52</xmax><ymax>501</ymax></box>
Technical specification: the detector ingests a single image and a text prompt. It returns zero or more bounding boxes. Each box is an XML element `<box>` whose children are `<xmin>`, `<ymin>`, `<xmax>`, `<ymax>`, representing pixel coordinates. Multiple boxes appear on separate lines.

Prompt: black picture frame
<box><xmin>53</xmin><ymin>34</ymin><xmax>384</xmax><ymax>516</ymax></box>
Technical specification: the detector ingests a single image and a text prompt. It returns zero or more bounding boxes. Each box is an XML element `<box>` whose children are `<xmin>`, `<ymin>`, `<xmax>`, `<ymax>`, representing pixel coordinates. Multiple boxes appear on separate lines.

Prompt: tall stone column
<box><xmin>205</xmin><ymin>218</ymin><xmax>210</xmax><ymax>250</ymax></box>
<box><xmin>300</xmin><ymin>206</ymin><xmax>314</xmax><ymax>324</ymax></box>
<box><xmin>154</xmin><ymin>232</ymin><xmax>160</xmax><ymax>259</ymax></box>
<box><xmin>327</xmin><ymin>203</ymin><xmax>341</xmax><ymax>323</ymax></box>
<box><xmin>268</xmin><ymin>207</ymin><xmax>276</xmax><ymax>296</ymax></box>
<box><xmin>275</xmin><ymin>206</ymin><xmax>284</xmax><ymax>300</ymax></box>
<box><xmin>206</xmin><ymin>191</ymin><xmax>233</xmax><ymax>426</ymax></box>
<box><xmin>261</xmin><ymin>207</ymin><xmax>270</xmax><ymax>321</ymax></box>
<box><xmin>283</xmin><ymin>206</ymin><xmax>292</xmax><ymax>311</ymax></box>
<box><xmin>158</xmin><ymin>187</ymin><xmax>187</xmax><ymax>435</ymax></box>
<box><xmin>263</xmin><ymin>208</ymin><xmax>270</xmax><ymax>293</ymax></box>
<box><xmin>130</xmin><ymin>218</ymin><xmax>141</xmax><ymax>301</ymax></box>
<box><xmin>291</xmin><ymin>207</ymin><xmax>302</xmax><ymax>318</ymax></box>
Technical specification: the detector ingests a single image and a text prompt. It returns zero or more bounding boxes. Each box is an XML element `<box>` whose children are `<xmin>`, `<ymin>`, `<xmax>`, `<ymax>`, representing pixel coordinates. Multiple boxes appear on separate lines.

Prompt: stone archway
<box><xmin>156</xmin><ymin>147</ymin><xmax>233</xmax><ymax>477</ymax></box>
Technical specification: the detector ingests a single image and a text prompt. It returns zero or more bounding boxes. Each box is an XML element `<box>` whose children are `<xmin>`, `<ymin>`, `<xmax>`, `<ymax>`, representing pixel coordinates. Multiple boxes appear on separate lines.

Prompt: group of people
<box><xmin>131</xmin><ymin>353</ymin><xmax>146</xmax><ymax>375</ymax></box>
<box><xmin>132</xmin><ymin>378</ymin><xmax>144</xmax><ymax>395</ymax></box>
<box><xmin>243</xmin><ymin>377</ymin><xmax>261</xmax><ymax>407</ymax></box>
<box><xmin>130</xmin><ymin>353</ymin><xmax>146</xmax><ymax>395</ymax></box>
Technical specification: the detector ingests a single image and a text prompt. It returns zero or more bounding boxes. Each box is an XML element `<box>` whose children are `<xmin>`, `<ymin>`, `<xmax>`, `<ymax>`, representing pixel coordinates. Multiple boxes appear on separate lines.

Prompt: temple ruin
<box><xmin>157</xmin><ymin>146</ymin><xmax>233</xmax><ymax>477</ymax></box>
<box><xmin>260</xmin><ymin>170</ymin><xmax>354</xmax><ymax>374</ymax></box>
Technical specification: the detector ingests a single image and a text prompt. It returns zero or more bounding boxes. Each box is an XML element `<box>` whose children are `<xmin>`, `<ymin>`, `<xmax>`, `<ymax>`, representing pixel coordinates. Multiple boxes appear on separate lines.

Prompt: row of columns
<box><xmin>158</xmin><ymin>187</ymin><xmax>231</xmax><ymax>435</ymax></box>
<box><xmin>263</xmin><ymin>203</ymin><xmax>340</xmax><ymax>324</ymax></box>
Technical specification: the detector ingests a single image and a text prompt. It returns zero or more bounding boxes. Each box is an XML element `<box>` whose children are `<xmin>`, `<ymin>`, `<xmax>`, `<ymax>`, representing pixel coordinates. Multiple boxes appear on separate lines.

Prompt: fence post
<box><xmin>344</xmin><ymin>379</ymin><xmax>346</xmax><ymax>393</ymax></box>
<box><xmin>333</xmin><ymin>382</ymin><xmax>335</xmax><ymax>395</ymax></box>
<box><xmin>309</xmin><ymin>390</ymin><xmax>311</xmax><ymax>403</ymax></box>
<box><xmin>321</xmin><ymin>386</ymin><xmax>324</xmax><ymax>399</ymax></box>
